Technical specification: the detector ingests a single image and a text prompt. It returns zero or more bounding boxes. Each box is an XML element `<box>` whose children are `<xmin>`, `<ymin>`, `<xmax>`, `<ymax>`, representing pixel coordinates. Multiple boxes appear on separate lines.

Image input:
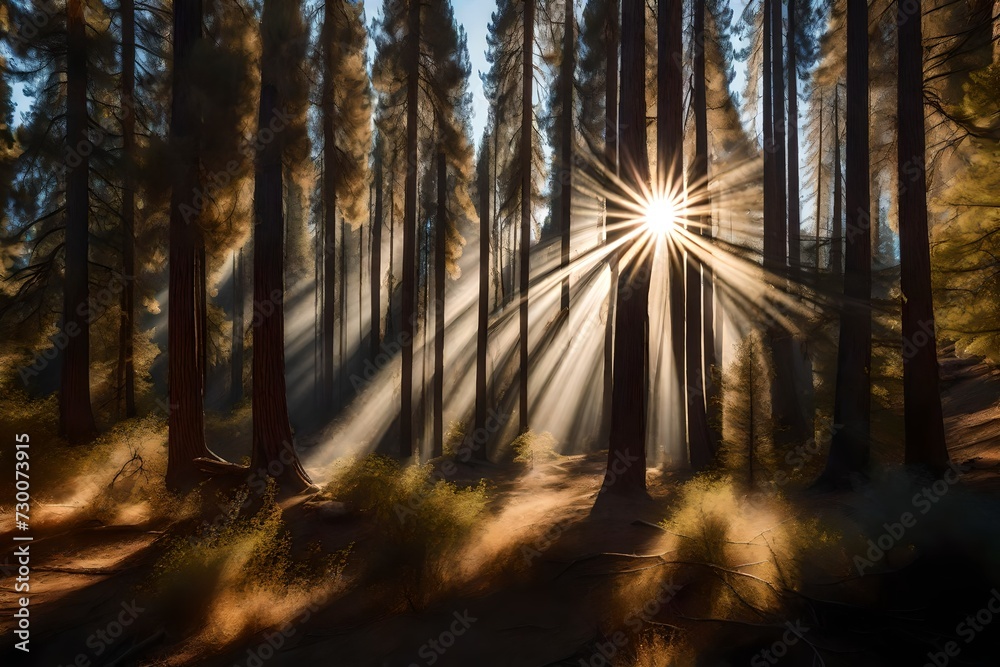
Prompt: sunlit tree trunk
<box><xmin>401</xmin><ymin>0</ymin><xmax>421</xmax><ymax>457</ymax></box>
<box><xmin>519</xmin><ymin>0</ymin><xmax>534</xmax><ymax>434</ymax></box>
<box><xmin>61</xmin><ymin>0</ymin><xmax>97</xmax><ymax>443</ymax></box>
<box><xmin>603</xmin><ymin>0</ymin><xmax>650</xmax><ymax>496</ymax></box>
<box><xmin>897</xmin><ymin>0</ymin><xmax>949</xmax><ymax>471</ymax></box>
<box><xmin>822</xmin><ymin>0</ymin><xmax>871</xmax><ymax>483</ymax></box>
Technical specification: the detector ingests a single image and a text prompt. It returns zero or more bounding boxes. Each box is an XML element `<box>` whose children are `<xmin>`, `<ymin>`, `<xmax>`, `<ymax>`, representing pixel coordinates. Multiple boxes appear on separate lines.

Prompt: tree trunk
<box><xmin>339</xmin><ymin>209</ymin><xmax>347</xmax><ymax>396</ymax></box>
<box><xmin>493</xmin><ymin>114</ymin><xmax>503</xmax><ymax>306</ymax></box>
<box><xmin>763</xmin><ymin>0</ymin><xmax>775</xmax><ymax>262</ymax></box>
<box><xmin>231</xmin><ymin>247</ymin><xmax>244</xmax><ymax>405</ymax></box>
<box><xmin>815</xmin><ymin>93</ymin><xmax>823</xmax><ymax>271</ymax></box>
<box><xmin>322</xmin><ymin>0</ymin><xmax>337</xmax><ymax>411</ymax></box>
<box><xmin>660</xmin><ymin>0</ymin><xmax>687</xmax><ymax>466</ymax></box>
<box><xmin>787</xmin><ymin>0</ymin><xmax>801</xmax><ymax>269</ymax></box>
<box><xmin>401</xmin><ymin>0</ymin><xmax>420</xmax><ymax>457</ymax></box>
<box><xmin>167</xmin><ymin>0</ymin><xmax>218</xmax><ymax>489</ymax></box>
<box><xmin>119</xmin><ymin>0</ymin><xmax>137</xmax><ymax>419</ymax></box>
<box><xmin>831</xmin><ymin>87</ymin><xmax>843</xmax><ymax>278</ymax></box>
<box><xmin>475</xmin><ymin>141</ymin><xmax>490</xmax><ymax>459</ymax></box>
<box><xmin>822</xmin><ymin>0</ymin><xmax>871</xmax><ymax>483</ymax></box>
<box><xmin>897</xmin><ymin>0</ymin><xmax>949</xmax><ymax>471</ymax></box>
<box><xmin>433</xmin><ymin>139</ymin><xmax>446</xmax><ymax>459</ymax></box>
<box><xmin>519</xmin><ymin>0</ymin><xmax>534</xmax><ymax>434</ymax></box>
<box><xmin>699</xmin><ymin>1</ymin><xmax>721</xmax><ymax>446</ymax></box>
<box><xmin>688</xmin><ymin>0</ymin><xmax>715</xmax><ymax>466</ymax></box>
<box><xmin>603</xmin><ymin>0</ymin><xmax>650</xmax><ymax>496</ymax></box>
<box><xmin>599</xmin><ymin>0</ymin><xmax>619</xmax><ymax>450</ymax></box>
<box><xmin>371</xmin><ymin>135</ymin><xmax>384</xmax><ymax>361</ymax></box>
<box><xmin>61</xmin><ymin>0</ymin><xmax>97</xmax><ymax>443</ymax></box>
<box><xmin>251</xmin><ymin>75</ymin><xmax>312</xmax><ymax>493</ymax></box>
<box><xmin>198</xmin><ymin>242</ymin><xmax>208</xmax><ymax>388</ymax></box>
<box><xmin>770</xmin><ymin>0</ymin><xmax>787</xmax><ymax>262</ymax></box>
<box><xmin>559</xmin><ymin>2</ymin><xmax>574</xmax><ymax>314</ymax></box>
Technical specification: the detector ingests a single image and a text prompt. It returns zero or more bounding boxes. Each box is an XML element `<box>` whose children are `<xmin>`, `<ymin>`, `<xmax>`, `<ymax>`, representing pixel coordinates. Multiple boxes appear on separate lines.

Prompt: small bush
<box><xmin>325</xmin><ymin>454</ymin><xmax>488</xmax><ymax>603</ymax></box>
<box><xmin>510</xmin><ymin>430</ymin><xmax>559</xmax><ymax>467</ymax></box>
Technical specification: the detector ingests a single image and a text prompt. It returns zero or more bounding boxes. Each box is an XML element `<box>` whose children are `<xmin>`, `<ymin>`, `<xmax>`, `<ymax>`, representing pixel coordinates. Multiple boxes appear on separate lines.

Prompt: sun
<box><xmin>643</xmin><ymin>195</ymin><xmax>680</xmax><ymax>236</ymax></box>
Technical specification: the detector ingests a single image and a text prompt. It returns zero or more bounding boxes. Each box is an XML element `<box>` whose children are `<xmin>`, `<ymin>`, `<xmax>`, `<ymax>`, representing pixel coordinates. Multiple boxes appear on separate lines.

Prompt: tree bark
<box><xmin>688</xmin><ymin>0</ymin><xmax>715</xmax><ymax>466</ymax></box>
<box><xmin>371</xmin><ymin>135</ymin><xmax>384</xmax><ymax>361</ymax></box>
<box><xmin>831</xmin><ymin>87</ymin><xmax>843</xmax><ymax>278</ymax></box>
<box><xmin>787</xmin><ymin>0</ymin><xmax>801</xmax><ymax>269</ymax></box>
<box><xmin>660</xmin><ymin>0</ymin><xmax>687</xmax><ymax>466</ymax></box>
<box><xmin>475</xmin><ymin>141</ymin><xmax>491</xmax><ymax>459</ymax></box>
<box><xmin>559</xmin><ymin>1</ymin><xmax>574</xmax><ymax>314</ymax></box>
<box><xmin>599</xmin><ymin>0</ymin><xmax>619</xmax><ymax>450</ymax></box>
<box><xmin>401</xmin><ymin>0</ymin><xmax>421</xmax><ymax>457</ymax></box>
<box><xmin>603</xmin><ymin>0</ymin><xmax>650</xmax><ymax>496</ymax></box>
<box><xmin>119</xmin><ymin>0</ymin><xmax>137</xmax><ymax>419</ymax></box>
<box><xmin>61</xmin><ymin>0</ymin><xmax>97</xmax><ymax>443</ymax></box>
<box><xmin>322</xmin><ymin>0</ymin><xmax>337</xmax><ymax>411</ymax></box>
<box><xmin>815</xmin><ymin>93</ymin><xmax>823</xmax><ymax>271</ymax></box>
<box><xmin>519</xmin><ymin>0</ymin><xmax>534</xmax><ymax>434</ymax></box>
<box><xmin>897</xmin><ymin>0</ymin><xmax>949</xmax><ymax>471</ymax></box>
<box><xmin>251</xmin><ymin>78</ymin><xmax>312</xmax><ymax>493</ymax></box>
<box><xmin>433</xmin><ymin>137</ymin><xmax>446</xmax><ymax>459</ymax></box>
<box><xmin>822</xmin><ymin>0</ymin><xmax>871</xmax><ymax>483</ymax></box>
<box><xmin>167</xmin><ymin>0</ymin><xmax>218</xmax><ymax>489</ymax></box>
<box><xmin>231</xmin><ymin>247</ymin><xmax>244</xmax><ymax>405</ymax></box>
<box><xmin>770</xmin><ymin>0</ymin><xmax>787</xmax><ymax>261</ymax></box>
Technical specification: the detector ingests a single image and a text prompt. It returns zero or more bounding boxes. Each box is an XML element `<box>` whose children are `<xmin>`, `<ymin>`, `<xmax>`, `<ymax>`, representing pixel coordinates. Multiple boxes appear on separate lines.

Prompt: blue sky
<box><xmin>362</xmin><ymin>0</ymin><xmax>493</xmax><ymax>141</ymax></box>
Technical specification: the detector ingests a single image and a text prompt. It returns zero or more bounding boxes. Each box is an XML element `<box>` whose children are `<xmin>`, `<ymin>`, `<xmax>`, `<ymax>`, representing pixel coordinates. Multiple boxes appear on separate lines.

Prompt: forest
<box><xmin>1</xmin><ymin>0</ymin><xmax>999</xmax><ymax>664</ymax></box>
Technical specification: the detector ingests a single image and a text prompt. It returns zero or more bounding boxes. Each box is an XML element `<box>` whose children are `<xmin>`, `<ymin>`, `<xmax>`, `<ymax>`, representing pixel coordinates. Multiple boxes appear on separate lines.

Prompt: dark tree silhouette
<box><xmin>475</xmin><ymin>130</ymin><xmax>491</xmax><ymax>458</ymax></box>
<box><xmin>823</xmin><ymin>0</ymin><xmax>871</xmax><ymax>483</ymax></box>
<box><xmin>117</xmin><ymin>0</ymin><xmax>137</xmax><ymax>419</ymax></box>
<box><xmin>897</xmin><ymin>0</ymin><xmax>949</xmax><ymax>471</ymax></box>
<box><xmin>688</xmin><ymin>0</ymin><xmax>715</xmax><ymax>468</ymax></box>
<box><xmin>401</xmin><ymin>0</ymin><xmax>421</xmax><ymax>458</ymax></box>
<box><xmin>371</xmin><ymin>135</ymin><xmax>385</xmax><ymax>361</ymax></box>
<box><xmin>167</xmin><ymin>0</ymin><xmax>218</xmax><ymax>489</ymax></box>
<box><xmin>250</xmin><ymin>0</ymin><xmax>312</xmax><ymax>492</ymax></box>
<box><xmin>660</xmin><ymin>0</ymin><xmax>688</xmax><ymax>466</ymax></box>
<box><xmin>61</xmin><ymin>0</ymin><xmax>97</xmax><ymax>444</ymax></box>
<box><xmin>603</xmin><ymin>0</ymin><xmax>650</xmax><ymax>496</ymax></box>
<box><xmin>518</xmin><ymin>0</ymin><xmax>534</xmax><ymax>434</ymax></box>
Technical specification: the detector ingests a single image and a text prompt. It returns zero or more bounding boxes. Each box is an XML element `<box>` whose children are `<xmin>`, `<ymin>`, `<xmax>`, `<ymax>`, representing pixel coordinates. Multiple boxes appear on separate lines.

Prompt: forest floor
<box><xmin>2</xmin><ymin>353</ymin><xmax>1000</xmax><ymax>666</ymax></box>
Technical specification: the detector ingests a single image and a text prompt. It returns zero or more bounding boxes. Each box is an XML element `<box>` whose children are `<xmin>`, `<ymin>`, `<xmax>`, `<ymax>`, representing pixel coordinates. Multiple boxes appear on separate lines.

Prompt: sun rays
<box><xmin>302</xmin><ymin>138</ymin><xmax>830</xmax><ymax>476</ymax></box>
